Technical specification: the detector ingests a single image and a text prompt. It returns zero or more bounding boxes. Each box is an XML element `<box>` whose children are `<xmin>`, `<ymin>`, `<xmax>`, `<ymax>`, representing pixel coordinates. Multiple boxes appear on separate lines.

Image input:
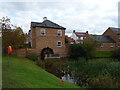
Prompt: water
<box><xmin>61</xmin><ymin>71</ymin><xmax>89</xmax><ymax>88</ymax></box>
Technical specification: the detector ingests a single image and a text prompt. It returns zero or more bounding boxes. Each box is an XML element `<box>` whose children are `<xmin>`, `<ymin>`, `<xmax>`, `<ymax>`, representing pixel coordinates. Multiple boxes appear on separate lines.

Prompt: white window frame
<box><xmin>110</xmin><ymin>43</ymin><xmax>114</xmax><ymax>47</ymax></box>
<box><xmin>57</xmin><ymin>41</ymin><xmax>62</xmax><ymax>47</ymax></box>
<box><xmin>57</xmin><ymin>30</ymin><xmax>62</xmax><ymax>36</ymax></box>
<box><xmin>100</xmin><ymin>43</ymin><xmax>104</xmax><ymax>47</ymax></box>
<box><xmin>40</xmin><ymin>29</ymin><xmax>46</xmax><ymax>36</ymax></box>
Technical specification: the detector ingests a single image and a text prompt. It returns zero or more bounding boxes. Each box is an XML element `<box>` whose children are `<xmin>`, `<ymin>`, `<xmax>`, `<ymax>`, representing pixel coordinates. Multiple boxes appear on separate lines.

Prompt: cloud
<box><xmin>0</xmin><ymin>0</ymin><xmax>119</xmax><ymax>35</ymax></box>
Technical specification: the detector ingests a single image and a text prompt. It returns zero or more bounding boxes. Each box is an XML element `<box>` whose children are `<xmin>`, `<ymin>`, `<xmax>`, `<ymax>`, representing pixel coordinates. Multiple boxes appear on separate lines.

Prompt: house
<box><xmin>102</xmin><ymin>27</ymin><xmax>120</xmax><ymax>50</ymax></box>
<box><xmin>28</xmin><ymin>17</ymin><xmax>68</xmax><ymax>59</ymax></box>
<box><xmin>90</xmin><ymin>35</ymin><xmax>116</xmax><ymax>51</ymax></box>
<box><xmin>69</xmin><ymin>27</ymin><xmax>120</xmax><ymax>51</ymax></box>
<box><xmin>89</xmin><ymin>27</ymin><xmax>120</xmax><ymax>51</ymax></box>
<box><xmin>70</xmin><ymin>30</ymin><xmax>89</xmax><ymax>44</ymax></box>
<box><xmin>65</xmin><ymin>35</ymin><xmax>75</xmax><ymax>44</ymax></box>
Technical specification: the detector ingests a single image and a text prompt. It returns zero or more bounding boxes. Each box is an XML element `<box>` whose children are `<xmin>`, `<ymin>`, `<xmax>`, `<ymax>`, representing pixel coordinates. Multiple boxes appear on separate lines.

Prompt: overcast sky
<box><xmin>0</xmin><ymin>0</ymin><xmax>119</xmax><ymax>36</ymax></box>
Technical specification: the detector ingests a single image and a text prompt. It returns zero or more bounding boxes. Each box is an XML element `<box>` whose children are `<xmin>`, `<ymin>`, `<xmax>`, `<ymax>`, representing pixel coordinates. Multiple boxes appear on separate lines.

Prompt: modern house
<box><xmin>70</xmin><ymin>30</ymin><xmax>89</xmax><ymax>44</ymax></box>
<box><xmin>28</xmin><ymin>17</ymin><xmax>68</xmax><ymax>59</ymax></box>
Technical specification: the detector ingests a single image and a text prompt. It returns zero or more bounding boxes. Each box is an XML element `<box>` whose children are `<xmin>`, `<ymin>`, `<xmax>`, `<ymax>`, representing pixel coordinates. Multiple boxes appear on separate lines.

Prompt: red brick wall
<box><xmin>96</xmin><ymin>42</ymin><xmax>116</xmax><ymax>51</ymax></box>
<box><xmin>102</xmin><ymin>28</ymin><xmax>119</xmax><ymax>50</ymax></box>
<box><xmin>31</xmin><ymin>27</ymin><xmax>68</xmax><ymax>57</ymax></box>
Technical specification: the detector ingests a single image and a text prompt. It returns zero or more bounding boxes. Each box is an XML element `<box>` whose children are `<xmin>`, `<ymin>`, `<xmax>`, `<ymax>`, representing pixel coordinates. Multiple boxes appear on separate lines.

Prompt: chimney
<box><xmin>43</xmin><ymin>17</ymin><xmax>47</xmax><ymax>21</ymax></box>
<box><xmin>86</xmin><ymin>31</ymin><xmax>88</xmax><ymax>34</ymax></box>
<box><xmin>73</xmin><ymin>30</ymin><xmax>75</xmax><ymax>33</ymax></box>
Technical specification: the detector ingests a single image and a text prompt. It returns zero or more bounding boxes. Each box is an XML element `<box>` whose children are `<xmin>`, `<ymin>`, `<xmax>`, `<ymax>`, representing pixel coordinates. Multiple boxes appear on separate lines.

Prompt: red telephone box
<box><xmin>8</xmin><ymin>46</ymin><xmax>12</xmax><ymax>55</ymax></box>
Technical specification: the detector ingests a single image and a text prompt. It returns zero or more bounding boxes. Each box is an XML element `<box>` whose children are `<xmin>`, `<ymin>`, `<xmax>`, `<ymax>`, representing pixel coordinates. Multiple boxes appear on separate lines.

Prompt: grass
<box><xmin>2</xmin><ymin>55</ymin><xmax>79</xmax><ymax>88</ymax></box>
<box><xmin>92</xmin><ymin>51</ymin><xmax>112</xmax><ymax>57</ymax></box>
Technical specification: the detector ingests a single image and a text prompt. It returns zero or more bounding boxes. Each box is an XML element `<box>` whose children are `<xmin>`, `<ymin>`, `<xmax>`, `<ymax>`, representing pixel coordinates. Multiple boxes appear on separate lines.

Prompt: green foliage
<box><xmin>27</xmin><ymin>53</ymin><xmax>39</xmax><ymax>61</ymax></box>
<box><xmin>62</xmin><ymin>59</ymin><xmax>120</xmax><ymax>88</ymax></box>
<box><xmin>36</xmin><ymin>59</ymin><xmax>45</xmax><ymax>69</ymax></box>
<box><xmin>70</xmin><ymin>39</ymin><xmax>98</xmax><ymax>60</ymax></box>
<box><xmin>92</xmin><ymin>51</ymin><xmax>112</xmax><ymax>57</ymax></box>
<box><xmin>65</xmin><ymin>38</ymin><xmax>69</xmax><ymax>43</ymax></box>
<box><xmin>1</xmin><ymin>17</ymin><xmax>26</xmax><ymax>54</ymax></box>
<box><xmin>112</xmin><ymin>49</ymin><xmax>120</xmax><ymax>61</ymax></box>
<box><xmin>70</xmin><ymin>44</ymin><xmax>86</xmax><ymax>59</ymax></box>
<box><xmin>2</xmin><ymin>56</ymin><xmax>79</xmax><ymax>88</ymax></box>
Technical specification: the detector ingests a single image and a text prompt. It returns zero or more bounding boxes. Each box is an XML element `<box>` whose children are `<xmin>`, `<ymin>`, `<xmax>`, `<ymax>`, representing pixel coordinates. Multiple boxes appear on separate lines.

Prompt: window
<box><xmin>81</xmin><ymin>37</ymin><xmax>83</xmax><ymax>40</ymax></box>
<box><xmin>110</xmin><ymin>43</ymin><xmax>114</xmax><ymax>47</ymax></box>
<box><xmin>40</xmin><ymin>29</ymin><xmax>46</xmax><ymax>36</ymax></box>
<box><xmin>78</xmin><ymin>37</ymin><xmax>83</xmax><ymax>40</ymax></box>
<box><xmin>100</xmin><ymin>43</ymin><xmax>104</xmax><ymax>47</ymax></box>
<box><xmin>57</xmin><ymin>41</ymin><xmax>62</xmax><ymax>47</ymax></box>
<box><xmin>118</xmin><ymin>42</ymin><xmax>120</xmax><ymax>47</ymax></box>
<box><xmin>57</xmin><ymin>30</ymin><xmax>62</xmax><ymax>36</ymax></box>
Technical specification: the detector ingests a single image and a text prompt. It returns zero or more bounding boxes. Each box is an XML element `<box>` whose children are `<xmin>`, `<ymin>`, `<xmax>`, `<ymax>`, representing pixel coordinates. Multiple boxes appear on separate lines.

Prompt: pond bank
<box><xmin>43</xmin><ymin>58</ymin><xmax>120</xmax><ymax>88</ymax></box>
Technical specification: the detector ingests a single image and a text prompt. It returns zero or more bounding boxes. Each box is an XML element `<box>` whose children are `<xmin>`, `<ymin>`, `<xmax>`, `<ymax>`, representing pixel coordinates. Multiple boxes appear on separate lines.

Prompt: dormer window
<box><xmin>40</xmin><ymin>29</ymin><xmax>46</xmax><ymax>36</ymax></box>
<box><xmin>57</xmin><ymin>30</ymin><xmax>62</xmax><ymax>36</ymax></box>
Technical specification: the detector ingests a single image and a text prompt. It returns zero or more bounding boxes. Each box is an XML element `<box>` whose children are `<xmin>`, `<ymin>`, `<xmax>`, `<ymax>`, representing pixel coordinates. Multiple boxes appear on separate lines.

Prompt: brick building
<box><xmin>91</xmin><ymin>27</ymin><xmax>120</xmax><ymax>51</ymax></box>
<box><xmin>68</xmin><ymin>27</ymin><xmax>120</xmax><ymax>51</ymax></box>
<box><xmin>28</xmin><ymin>17</ymin><xmax>68</xmax><ymax>59</ymax></box>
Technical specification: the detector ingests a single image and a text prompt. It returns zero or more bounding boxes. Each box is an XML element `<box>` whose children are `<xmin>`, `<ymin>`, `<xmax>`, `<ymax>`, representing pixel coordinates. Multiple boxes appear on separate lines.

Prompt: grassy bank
<box><xmin>92</xmin><ymin>51</ymin><xmax>112</xmax><ymax>57</ymax></box>
<box><xmin>2</xmin><ymin>56</ymin><xmax>79</xmax><ymax>88</ymax></box>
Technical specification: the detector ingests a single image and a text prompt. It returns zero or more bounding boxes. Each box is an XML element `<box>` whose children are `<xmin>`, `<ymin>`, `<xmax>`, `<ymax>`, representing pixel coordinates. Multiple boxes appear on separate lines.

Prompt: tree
<box><xmin>1</xmin><ymin>16</ymin><xmax>26</xmax><ymax>54</ymax></box>
<box><xmin>70</xmin><ymin>38</ymin><xmax>98</xmax><ymax>60</ymax></box>
<box><xmin>82</xmin><ymin>39</ymin><xmax>98</xmax><ymax>60</ymax></box>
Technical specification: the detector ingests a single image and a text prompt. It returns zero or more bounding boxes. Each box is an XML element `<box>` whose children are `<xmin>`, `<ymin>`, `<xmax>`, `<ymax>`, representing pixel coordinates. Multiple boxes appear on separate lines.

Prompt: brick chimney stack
<box><xmin>73</xmin><ymin>30</ymin><xmax>75</xmax><ymax>33</ymax></box>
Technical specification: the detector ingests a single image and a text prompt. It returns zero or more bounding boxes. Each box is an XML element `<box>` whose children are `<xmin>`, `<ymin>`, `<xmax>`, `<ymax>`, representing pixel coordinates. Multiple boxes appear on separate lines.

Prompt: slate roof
<box><xmin>31</xmin><ymin>20</ymin><xmax>66</xmax><ymax>29</ymax></box>
<box><xmin>90</xmin><ymin>35</ymin><xmax>115</xmax><ymax>43</ymax></box>
<box><xmin>109</xmin><ymin>27</ymin><xmax>120</xmax><ymax>34</ymax></box>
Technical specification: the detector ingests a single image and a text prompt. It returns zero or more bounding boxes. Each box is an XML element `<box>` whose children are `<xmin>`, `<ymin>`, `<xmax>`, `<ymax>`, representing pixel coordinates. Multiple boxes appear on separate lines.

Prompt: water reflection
<box><xmin>61</xmin><ymin>71</ymin><xmax>89</xmax><ymax>88</ymax></box>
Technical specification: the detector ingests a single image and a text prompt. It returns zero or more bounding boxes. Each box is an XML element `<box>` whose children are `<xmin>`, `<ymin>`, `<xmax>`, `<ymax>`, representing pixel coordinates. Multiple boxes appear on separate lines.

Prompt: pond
<box><xmin>60</xmin><ymin>71</ymin><xmax>89</xmax><ymax>88</ymax></box>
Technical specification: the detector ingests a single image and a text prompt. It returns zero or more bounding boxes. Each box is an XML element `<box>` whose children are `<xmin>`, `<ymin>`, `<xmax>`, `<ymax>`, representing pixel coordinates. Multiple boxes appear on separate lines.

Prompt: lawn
<box><xmin>2</xmin><ymin>55</ymin><xmax>79</xmax><ymax>88</ymax></box>
<box><xmin>92</xmin><ymin>51</ymin><xmax>112</xmax><ymax>57</ymax></box>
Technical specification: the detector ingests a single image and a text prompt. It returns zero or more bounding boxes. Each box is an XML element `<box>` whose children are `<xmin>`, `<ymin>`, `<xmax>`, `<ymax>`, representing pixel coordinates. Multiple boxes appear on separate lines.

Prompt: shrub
<box><xmin>27</xmin><ymin>53</ymin><xmax>38</xmax><ymax>61</ymax></box>
<box><xmin>62</xmin><ymin>59</ymin><xmax>120</xmax><ymax>88</ymax></box>
<box><xmin>36</xmin><ymin>59</ymin><xmax>45</xmax><ymax>69</ymax></box>
<box><xmin>112</xmin><ymin>49</ymin><xmax>120</xmax><ymax>61</ymax></box>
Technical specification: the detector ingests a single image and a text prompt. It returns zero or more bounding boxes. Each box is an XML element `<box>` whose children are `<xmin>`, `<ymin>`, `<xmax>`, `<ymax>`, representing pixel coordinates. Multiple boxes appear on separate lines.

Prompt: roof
<box><xmin>65</xmin><ymin>35</ymin><xmax>74</xmax><ymax>42</ymax></box>
<box><xmin>31</xmin><ymin>20</ymin><xmax>66</xmax><ymax>29</ymax></box>
<box><xmin>90</xmin><ymin>35</ymin><xmax>115</xmax><ymax>43</ymax></box>
<box><xmin>74</xmin><ymin>32</ymin><xmax>88</xmax><ymax>37</ymax></box>
<box><xmin>109</xmin><ymin>27</ymin><xmax>120</xmax><ymax>34</ymax></box>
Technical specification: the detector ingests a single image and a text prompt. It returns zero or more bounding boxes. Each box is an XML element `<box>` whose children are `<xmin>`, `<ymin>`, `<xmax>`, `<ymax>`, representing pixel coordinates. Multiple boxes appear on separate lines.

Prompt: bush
<box><xmin>70</xmin><ymin>44</ymin><xmax>86</xmax><ymax>59</ymax></box>
<box><xmin>36</xmin><ymin>59</ymin><xmax>45</xmax><ymax>69</ymax></box>
<box><xmin>27</xmin><ymin>53</ymin><xmax>38</xmax><ymax>61</ymax></box>
<box><xmin>112</xmin><ymin>49</ymin><xmax>120</xmax><ymax>61</ymax></box>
